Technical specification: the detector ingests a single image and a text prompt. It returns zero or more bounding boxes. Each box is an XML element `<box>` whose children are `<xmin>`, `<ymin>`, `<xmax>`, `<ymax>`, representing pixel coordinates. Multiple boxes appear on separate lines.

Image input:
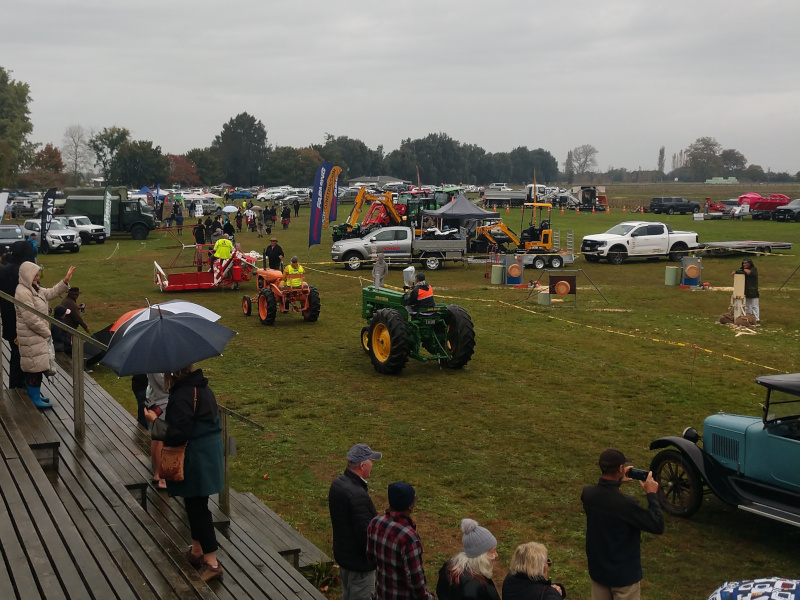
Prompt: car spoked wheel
<box><xmin>650</xmin><ymin>449</ymin><xmax>703</xmax><ymax>517</ymax></box>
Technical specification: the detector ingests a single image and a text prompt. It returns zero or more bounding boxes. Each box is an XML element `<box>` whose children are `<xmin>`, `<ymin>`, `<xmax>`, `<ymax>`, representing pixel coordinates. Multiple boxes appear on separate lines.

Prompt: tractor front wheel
<box><xmin>368</xmin><ymin>309</ymin><xmax>410</xmax><ymax>375</ymax></box>
<box><xmin>303</xmin><ymin>286</ymin><xmax>321</xmax><ymax>322</ymax></box>
<box><xmin>439</xmin><ymin>305</ymin><xmax>476</xmax><ymax>369</ymax></box>
<box><xmin>258</xmin><ymin>288</ymin><xmax>277</xmax><ymax>325</ymax></box>
<box><xmin>242</xmin><ymin>295</ymin><xmax>252</xmax><ymax>316</ymax></box>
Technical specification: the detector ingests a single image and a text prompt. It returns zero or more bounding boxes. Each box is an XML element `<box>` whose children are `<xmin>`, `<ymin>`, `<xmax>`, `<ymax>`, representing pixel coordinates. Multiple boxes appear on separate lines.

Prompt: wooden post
<box><xmin>220</xmin><ymin>409</ymin><xmax>230</xmax><ymax>515</ymax></box>
<box><xmin>72</xmin><ymin>339</ymin><xmax>85</xmax><ymax>439</ymax></box>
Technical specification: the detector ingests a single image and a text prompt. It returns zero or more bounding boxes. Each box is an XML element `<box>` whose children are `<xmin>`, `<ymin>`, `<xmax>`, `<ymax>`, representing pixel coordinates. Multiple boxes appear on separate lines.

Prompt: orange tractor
<box><xmin>241</xmin><ymin>267</ymin><xmax>321</xmax><ymax>325</ymax></box>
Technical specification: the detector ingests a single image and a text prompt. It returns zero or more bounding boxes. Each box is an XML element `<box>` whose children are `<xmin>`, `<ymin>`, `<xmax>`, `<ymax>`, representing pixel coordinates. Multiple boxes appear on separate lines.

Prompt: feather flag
<box><xmin>323</xmin><ymin>165</ymin><xmax>342</xmax><ymax>227</ymax></box>
<box><xmin>309</xmin><ymin>162</ymin><xmax>333</xmax><ymax>247</ymax></box>
<box><xmin>41</xmin><ymin>188</ymin><xmax>57</xmax><ymax>238</ymax></box>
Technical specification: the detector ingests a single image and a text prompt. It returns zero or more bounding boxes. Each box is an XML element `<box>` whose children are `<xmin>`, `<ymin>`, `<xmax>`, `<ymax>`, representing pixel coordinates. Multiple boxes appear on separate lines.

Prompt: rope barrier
<box><xmin>305</xmin><ymin>265</ymin><xmax>785</xmax><ymax>372</ymax></box>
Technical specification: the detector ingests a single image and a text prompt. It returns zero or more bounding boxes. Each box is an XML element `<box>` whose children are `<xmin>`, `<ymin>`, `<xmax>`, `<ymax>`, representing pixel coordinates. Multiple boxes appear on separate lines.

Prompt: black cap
<box><xmin>599</xmin><ymin>448</ymin><xmax>630</xmax><ymax>470</ymax></box>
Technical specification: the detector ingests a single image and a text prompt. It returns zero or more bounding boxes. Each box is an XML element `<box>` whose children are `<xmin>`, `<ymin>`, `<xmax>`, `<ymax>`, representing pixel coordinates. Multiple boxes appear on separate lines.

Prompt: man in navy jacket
<box><xmin>582</xmin><ymin>448</ymin><xmax>664</xmax><ymax>600</ymax></box>
<box><xmin>329</xmin><ymin>443</ymin><xmax>382</xmax><ymax>600</ymax></box>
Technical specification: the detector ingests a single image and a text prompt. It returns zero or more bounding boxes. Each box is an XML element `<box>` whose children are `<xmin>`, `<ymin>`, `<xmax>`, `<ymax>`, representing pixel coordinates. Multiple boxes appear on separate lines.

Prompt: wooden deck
<box><xmin>0</xmin><ymin>341</ymin><xmax>330</xmax><ymax>600</ymax></box>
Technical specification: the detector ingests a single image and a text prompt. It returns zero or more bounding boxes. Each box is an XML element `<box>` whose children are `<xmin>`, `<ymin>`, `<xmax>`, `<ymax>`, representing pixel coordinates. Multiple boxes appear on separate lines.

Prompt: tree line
<box><xmin>1</xmin><ymin>66</ymin><xmax>797</xmax><ymax>190</ymax></box>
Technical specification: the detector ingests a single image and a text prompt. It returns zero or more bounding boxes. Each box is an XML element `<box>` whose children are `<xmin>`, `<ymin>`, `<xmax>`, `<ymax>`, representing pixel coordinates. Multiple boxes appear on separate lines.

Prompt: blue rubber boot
<box><xmin>26</xmin><ymin>384</ymin><xmax>52</xmax><ymax>409</ymax></box>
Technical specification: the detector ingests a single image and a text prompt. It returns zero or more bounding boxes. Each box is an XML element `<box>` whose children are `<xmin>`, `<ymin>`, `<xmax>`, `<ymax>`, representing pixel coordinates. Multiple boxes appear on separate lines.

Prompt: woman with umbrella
<box><xmin>152</xmin><ymin>364</ymin><xmax>225</xmax><ymax>582</ymax></box>
<box><xmin>15</xmin><ymin>263</ymin><xmax>76</xmax><ymax>408</ymax></box>
<box><xmin>101</xmin><ymin>311</ymin><xmax>235</xmax><ymax>583</ymax></box>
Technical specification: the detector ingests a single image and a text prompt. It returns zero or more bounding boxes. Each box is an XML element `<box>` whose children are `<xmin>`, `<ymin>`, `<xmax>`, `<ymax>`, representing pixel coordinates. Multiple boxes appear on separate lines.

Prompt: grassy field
<box><xmin>27</xmin><ymin>194</ymin><xmax>800</xmax><ymax>599</ymax></box>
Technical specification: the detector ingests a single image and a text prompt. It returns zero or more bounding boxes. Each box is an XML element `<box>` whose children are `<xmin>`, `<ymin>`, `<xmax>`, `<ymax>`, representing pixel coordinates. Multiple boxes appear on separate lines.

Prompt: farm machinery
<box><xmin>241</xmin><ymin>267</ymin><xmax>321</xmax><ymax>325</ymax></box>
<box><xmin>332</xmin><ymin>188</ymin><xmax>408</xmax><ymax>242</ymax></box>
<box><xmin>360</xmin><ymin>278</ymin><xmax>475</xmax><ymax>375</ymax></box>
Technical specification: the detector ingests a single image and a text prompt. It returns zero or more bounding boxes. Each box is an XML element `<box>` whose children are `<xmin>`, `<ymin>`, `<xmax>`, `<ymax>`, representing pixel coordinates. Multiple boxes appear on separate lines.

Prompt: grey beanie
<box><xmin>461</xmin><ymin>518</ymin><xmax>497</xmax><ymax>558</ymax></box>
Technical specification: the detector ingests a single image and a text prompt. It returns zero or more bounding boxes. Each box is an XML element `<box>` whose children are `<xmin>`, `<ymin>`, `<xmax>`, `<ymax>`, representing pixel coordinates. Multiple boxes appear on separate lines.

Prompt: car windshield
<box><xmin>74</xmin><ymin>217</ymin><xmax>92</xmax><ymax>226</ymax></box>
<box><xmin>766</xmin><ymin>389</ymin><xmax>800</xmax><ymax>423</ymax></box>
<box><xmin>0</xmin><ymin>228</ymin><xmax>21</xmax><ymax>239</ymax></box>
<box><xmin>48</xmin><ymin>221</ymin><xmax>68</xmax><ymax>231</ymax></box>
<box><xmin>784</xmin><ymin>199</ymin><xmax>800</xmax><ymax>208</ymax></box>
<box><xmin>605</xmin><ymin>224</ymin><xmax>637</xmax><ymax>235</ymax></box>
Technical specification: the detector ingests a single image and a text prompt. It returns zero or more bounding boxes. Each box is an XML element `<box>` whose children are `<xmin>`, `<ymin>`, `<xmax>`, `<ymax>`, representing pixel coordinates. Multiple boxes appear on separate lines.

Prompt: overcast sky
<box><xmin>4</xmin><ymin>0</ymin><xmax>799</xmax><ymax>176</ymax></box>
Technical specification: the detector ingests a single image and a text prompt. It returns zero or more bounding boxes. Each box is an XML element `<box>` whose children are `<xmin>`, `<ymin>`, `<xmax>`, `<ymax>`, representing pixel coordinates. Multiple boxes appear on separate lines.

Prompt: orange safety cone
<box><xmin>641</xmin><ymin>206</ymin><xmax>645</xmax><ymax>214</ymax></box>
<box><xmin>592</xmin><ymin>206</ymin><xmax>595</xmax><ymax>214</ymax></box>
<box><xmin>561</xmin><ymin>207</ymin><xmax>564</xmax><ymax>215</ymax></box>
<box><xmin>506</xmin><ymin>204</ymin><xmax>510</xmax><ymax>213</ymax></box>
<box><xmin>623</xmin><ymin>206</ymin><xmax>627</xmax><ymax>213</ymax></box>
<box><xmin>606</xmin><ymin>206</ymin><xmax>610</xmax><ymax>214</ymax></box>
<box><xmin>576</xmin><ymin>207</ymin><xmax>580</xmax><ymax>214</ymax></box>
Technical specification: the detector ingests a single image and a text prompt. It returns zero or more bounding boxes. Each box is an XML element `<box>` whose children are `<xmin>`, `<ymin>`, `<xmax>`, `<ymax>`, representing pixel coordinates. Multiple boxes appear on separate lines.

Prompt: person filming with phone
<box><xmin>581</xmin><ymin>448</ymin><xmax>664</xmax><ymax>600</ymax></box>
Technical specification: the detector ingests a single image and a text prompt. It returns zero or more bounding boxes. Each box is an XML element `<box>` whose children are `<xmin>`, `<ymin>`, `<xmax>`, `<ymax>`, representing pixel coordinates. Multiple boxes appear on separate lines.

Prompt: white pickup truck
<box><xmin>580</xmin><ymin>221</ymin><xmax>700</xmax><ymax>265</ymax></box>
<box><xmin>331</xmin><ymin>225</ymin><xmax>467</xmax><ymax>271</ymax></box>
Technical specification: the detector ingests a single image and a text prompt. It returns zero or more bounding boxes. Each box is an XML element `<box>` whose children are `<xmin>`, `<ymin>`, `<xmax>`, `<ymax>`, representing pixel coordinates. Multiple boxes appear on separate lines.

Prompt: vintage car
<box><xmin>650</xmin><ymin>373</ymin><xmax>800</xmax><ymax>527</ymax></box>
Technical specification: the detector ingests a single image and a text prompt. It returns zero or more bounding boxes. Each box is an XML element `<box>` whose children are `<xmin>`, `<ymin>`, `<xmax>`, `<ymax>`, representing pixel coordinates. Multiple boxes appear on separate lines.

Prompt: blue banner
<box><xmin>309</xmin><ymin>162</ymin><xmax>332</xmax><ymax>247</ymax></box>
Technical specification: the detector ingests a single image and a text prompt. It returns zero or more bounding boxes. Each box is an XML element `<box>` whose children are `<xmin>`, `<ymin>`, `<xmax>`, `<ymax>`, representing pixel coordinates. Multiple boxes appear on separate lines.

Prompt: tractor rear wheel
<box><xmin>360</xmin><ymin>326</ymin><xmax>370</xmax><ymax>354</ymax></box>
<box><xmin>368</xmin><ymin>309</ymin><xmax>409</xmax><ymax>375</ymax></box>
<box><xmin>242</xmin><ymin>295</ymin><xmax>252</xmax><ymax>316</ymax></box>
<box><xmin>303</xmin><ymin>286</ymin><xmax>321</xmax><ymax>322</ymax></box>
<box><xmin>258</xmin><ymin>288</ymin><xmax>277</xmax><ymax>325</ymax></box>
<box><xmin>439</xmin><ymin>305</ymin><xmax>476</xmax><ymax>369</ymax></box>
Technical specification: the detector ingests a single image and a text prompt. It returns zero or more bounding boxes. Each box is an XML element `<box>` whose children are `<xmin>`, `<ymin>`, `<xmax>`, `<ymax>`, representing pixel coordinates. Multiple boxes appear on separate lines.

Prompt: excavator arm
<box><xmin>476</xmin><ymin>222</ymin><xmax>521</xmax><ymax>247</ymax></box>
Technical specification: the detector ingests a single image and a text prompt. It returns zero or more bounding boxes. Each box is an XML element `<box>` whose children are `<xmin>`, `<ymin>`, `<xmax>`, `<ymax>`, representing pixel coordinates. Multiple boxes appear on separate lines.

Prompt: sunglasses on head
<box><xmin>546</xmin><ymin>558</ymin><xmax>552</xmax><ymax>567</ymax></box>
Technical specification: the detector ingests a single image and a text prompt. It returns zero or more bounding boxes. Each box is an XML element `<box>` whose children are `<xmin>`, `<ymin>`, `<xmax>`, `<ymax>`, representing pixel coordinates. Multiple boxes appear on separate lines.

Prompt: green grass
<box><xmin>26</xmin><ymin>196</ymin><xmax>800</xmax><ymax>600</ymax></box>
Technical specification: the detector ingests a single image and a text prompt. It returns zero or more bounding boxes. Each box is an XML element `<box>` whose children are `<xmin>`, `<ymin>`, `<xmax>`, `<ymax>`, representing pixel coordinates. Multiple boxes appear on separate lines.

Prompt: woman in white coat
<box><xmin>15</xmin><ymin>262</ymin><xmax>75</xmax><ymax>408</ymax></box>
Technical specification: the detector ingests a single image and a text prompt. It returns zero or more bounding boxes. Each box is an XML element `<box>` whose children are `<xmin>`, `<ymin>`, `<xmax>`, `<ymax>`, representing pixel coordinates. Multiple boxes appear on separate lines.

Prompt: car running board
<box><xmin>739</xmin><ymin>502</ymin><xmax>800</xmax><ymax>528</ymax></box>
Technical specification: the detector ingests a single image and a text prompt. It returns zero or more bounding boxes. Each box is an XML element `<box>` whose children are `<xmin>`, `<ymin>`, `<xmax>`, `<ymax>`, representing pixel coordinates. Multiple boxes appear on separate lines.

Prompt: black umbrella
<box><xmin>99</xmin><ymin>312</ymin><xmax>236</xmax><ymax>376</ymax></box>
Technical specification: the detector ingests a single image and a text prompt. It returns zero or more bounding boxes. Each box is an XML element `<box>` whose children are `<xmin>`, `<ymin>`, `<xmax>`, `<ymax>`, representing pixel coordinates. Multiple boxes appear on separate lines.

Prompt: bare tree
<box><xmin>571</xmin><ymin>144</ymin><xmax>598</xmax><ymax>174</ymax></box>
<box><xmin>61</xmin><ymin>124</ymin><xmax>91</xmax><ymax>185</ymax></box>
<box><xmin>657</xmin><ymin>146</ymin><xmax>665</xmax><ymax>174</ymax></box>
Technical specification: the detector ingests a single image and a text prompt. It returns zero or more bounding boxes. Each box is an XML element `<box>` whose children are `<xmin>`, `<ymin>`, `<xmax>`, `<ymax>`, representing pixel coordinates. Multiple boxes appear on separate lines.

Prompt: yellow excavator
<box><xmin>332</xmin><ymin>187</ymin><xmax>407</xmax><ymax>241</ymax></box>
<box><xmin>474</xmin><ymin>203</ymin><xmax>554</xmax><ymax>253</ymax></box>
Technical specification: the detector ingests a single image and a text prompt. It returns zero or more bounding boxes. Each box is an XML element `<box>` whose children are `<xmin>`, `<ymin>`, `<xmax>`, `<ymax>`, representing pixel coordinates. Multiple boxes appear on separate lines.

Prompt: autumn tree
<box><xmin>211</xmin><ymin>113</ymin><xmax>270</xmax><ymax>186</ymax></box>
<box><xmin>109</xmin><ymin>140</ymin><xmax>170</xmax><ymax>187</ymax></box>
<box><xmin>18</xmin><ymin>143</ymin><xmax>67</xmax><ymax>189</ymax></box>
<box><xmin>89</xmin><ymin>126</ymin><xmax>131</xmax><ymax>181</ymax></box>
<box><xmin>167</xmin><ymin>154</ymin><xmax>201</xmax><ymax>187</ymax></box>
<box><xmin>0</xmin><ymin>67</ymin><xmax>33</xmax><ymax>188</ymax></box>
<box><xmin>571</xmin><ymin>144</ymin><xmax>598</xmax><ymax>174</ymax></box>
<box><xmin>657</xmin><ymin>146</ymin><xmax>665</xmax><ymax>176</ymax></box>
<box><xmin>61</xmin><ymin>124</ymin><xmax>92</xmax><ymax>185</ymax></box>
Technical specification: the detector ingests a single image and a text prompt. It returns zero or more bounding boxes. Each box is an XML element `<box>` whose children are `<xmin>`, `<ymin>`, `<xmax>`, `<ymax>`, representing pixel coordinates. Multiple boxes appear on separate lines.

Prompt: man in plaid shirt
<box><xmin>366</xmin><ymin>482</ymin><xmax>435</xmax><ymax>600</ymax></box>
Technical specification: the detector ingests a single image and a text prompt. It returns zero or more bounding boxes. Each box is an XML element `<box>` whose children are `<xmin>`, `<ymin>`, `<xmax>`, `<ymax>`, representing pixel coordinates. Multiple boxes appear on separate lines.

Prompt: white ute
<box><xmin>580</xmin><ymin>221</ymin><xmax>700</xmax><ymax>265</ymax></box>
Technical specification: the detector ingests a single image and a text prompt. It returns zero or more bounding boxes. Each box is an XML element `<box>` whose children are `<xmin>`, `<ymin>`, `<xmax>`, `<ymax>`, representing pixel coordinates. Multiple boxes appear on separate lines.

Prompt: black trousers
<box><xmin>8</xmin><ymin>343</ymin><xmax>24</xmax><ymax>388</ymax></box>
<box><xmin>184</xmin><ymin>496</ymin><xmax>218</xmax><ymax>554</ymax></box>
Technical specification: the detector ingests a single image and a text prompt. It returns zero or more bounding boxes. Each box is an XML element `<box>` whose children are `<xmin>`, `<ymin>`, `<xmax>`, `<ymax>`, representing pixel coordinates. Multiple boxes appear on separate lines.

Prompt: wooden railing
<box><xmin>0</xmin><ymin>289</ymin><xmax>95</xmax><ymax>439</ymax></box>
<box><xmin>0</xmin><ymin>289</ymin><xmax>262</xmax><ymax>514</ymax></box>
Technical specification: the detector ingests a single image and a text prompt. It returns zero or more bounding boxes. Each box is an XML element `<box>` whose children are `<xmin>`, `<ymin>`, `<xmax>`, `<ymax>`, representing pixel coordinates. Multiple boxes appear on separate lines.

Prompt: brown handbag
<box><xmin>160</xmin><ymin>389</ymin><xmax>197</xmax><ymax>482</ymax></box>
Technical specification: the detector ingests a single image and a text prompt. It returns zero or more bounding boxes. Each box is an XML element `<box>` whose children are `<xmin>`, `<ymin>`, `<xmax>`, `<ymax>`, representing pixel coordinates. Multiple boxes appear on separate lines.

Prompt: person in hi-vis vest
<box><xmin>282</xmin><ymin>256</ymin><xmax>305</xmax><ymax>289</ymax></box>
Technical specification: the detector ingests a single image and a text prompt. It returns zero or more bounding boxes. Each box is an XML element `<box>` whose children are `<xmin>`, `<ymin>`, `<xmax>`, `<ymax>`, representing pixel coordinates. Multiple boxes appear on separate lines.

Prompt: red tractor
<box><xmin>241</xmin><ymin>268</ymin><xmax>321</xmax><ymax>325</ymax></box>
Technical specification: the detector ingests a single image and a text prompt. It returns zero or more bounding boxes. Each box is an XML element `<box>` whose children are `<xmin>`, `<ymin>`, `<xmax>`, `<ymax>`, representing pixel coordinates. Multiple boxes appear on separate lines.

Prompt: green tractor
<box><xmin>360</xmin><ymin>286</ymin><xmax>476</xmax><ymax>375</ymax></box>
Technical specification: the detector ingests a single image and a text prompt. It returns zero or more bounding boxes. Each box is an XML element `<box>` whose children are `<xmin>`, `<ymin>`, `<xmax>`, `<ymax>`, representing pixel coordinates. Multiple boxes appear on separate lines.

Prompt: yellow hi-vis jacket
<box><xmin>213</xmin><ymin>238</ymin><xmax>233</xmax><ymax>259</ymax></box>
<box><xmin>283</xmin><ymin>264</ymin><xmax>305</xmax><ymax>288</ymax></box>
